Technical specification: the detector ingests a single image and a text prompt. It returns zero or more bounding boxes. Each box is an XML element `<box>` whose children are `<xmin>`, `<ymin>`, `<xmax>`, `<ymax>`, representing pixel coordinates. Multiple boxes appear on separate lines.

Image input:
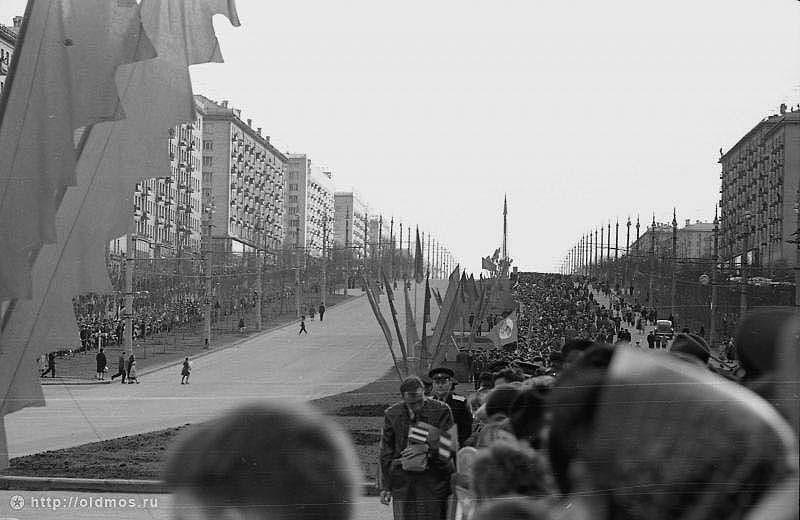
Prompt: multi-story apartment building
<box><xmin>720</xmin><ymin>105</ymin><xmax>800</xmax><ymax>268</ymax></box>
<box><xmin>333</xmin><ymin>190</ymin><xmax>367</xmax><ymax>259</ymax></box>
<box><xmin>110</xmin><ymin>107</ymin><xmax>205</xmax><ymax>259</ymax></box>
<box><xmin>629</xmin><ymin>219</ymin><xmax>715</xmax><ymax>260</ymax></box>
<box><xmin>195</xmin><ymin>95</ymin><xmax>286</xmax><ymax>258</ymax></box>
<box><xmin>0</xmin><ymin>17</ymin><xmax>21</xmax><ymax>94</ymax></box>
<box><xmin>283</xmin><ymin>154</ymin><xmax>334</xmax><ymax>258</ymax></box>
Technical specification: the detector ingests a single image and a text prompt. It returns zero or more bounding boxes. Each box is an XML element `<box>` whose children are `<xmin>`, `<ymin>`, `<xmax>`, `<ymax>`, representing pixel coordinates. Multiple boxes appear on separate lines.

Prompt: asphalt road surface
<box><xmin>5</xmin><ymin>279</ymin><xmax>448</xmax><ymax>459</ymax></box>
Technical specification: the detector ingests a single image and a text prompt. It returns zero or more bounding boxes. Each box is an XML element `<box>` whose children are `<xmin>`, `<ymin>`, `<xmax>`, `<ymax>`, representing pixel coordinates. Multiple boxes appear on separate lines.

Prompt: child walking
<box><xmin>298</xmin><ymin>316</ymin><xmax>308</xmax><ymax>335</ymax></box>
<box><xmin>181</xmin><ymin>357</ymin><xmax>191</xmax><ymax>384</ymax></box>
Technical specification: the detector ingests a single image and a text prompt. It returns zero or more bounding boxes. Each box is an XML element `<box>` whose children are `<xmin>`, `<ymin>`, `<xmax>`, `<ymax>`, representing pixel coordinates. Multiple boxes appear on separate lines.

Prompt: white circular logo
<box><xmin>498</xmin><ymin>318</ymin><xmax>514</xmax><ymax>340</ymax></box>
<box><xmin>9</xmin><ymin>495</ymin><xmax>24</xmax><ymax>510</ymax></box>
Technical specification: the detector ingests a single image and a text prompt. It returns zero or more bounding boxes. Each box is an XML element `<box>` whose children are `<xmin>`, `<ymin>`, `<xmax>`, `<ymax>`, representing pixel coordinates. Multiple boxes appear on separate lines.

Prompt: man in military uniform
<box><xmin>380</xmin><ymin>376</ymin><xmax>455</xmax><ymax>520</ymax></box>
<box><xmin>428</xmin><ymin>366</ymin><xmax>473</xmax><ymax>448</ymax></box>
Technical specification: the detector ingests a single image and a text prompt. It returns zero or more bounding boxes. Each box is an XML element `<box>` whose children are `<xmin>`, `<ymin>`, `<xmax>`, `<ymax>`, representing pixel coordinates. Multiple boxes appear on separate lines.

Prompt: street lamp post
<box><xmin>671</xmin><ymin>208</ymin><xmax>677</xmax><ymax>321</ymax></box>
<box><xmin>649</xmin><ymin>214</ymin><xmax>656</xmax><ymax>310</ymax></box>
<box><xmin>625</xmin><ymin>216</ymin><xmax>631</xmax><ymax>292</ymax></box>
<box><xmin>709</xmin><ymin>207</ymin><xmax>719</xmax><ymax>347</ymax></box>
<box><xmin>740</xmin><ymin>211</ymin><xmax>752</xmax><ymax>318</ymax></box>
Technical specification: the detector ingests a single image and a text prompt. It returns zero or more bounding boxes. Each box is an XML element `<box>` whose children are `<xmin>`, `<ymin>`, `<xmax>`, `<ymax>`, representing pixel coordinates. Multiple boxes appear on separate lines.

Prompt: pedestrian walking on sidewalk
<box><xmin>40</xmin><ymin>352</ymin><xmax>56</xmax><ymax>378</ymax></box>
<box><xmin>127</xmin><ymin>354</ymin><xmax>140</xmax><ymax>383</ymax></box>
<box><xmin>238</xmin><ymin>317</ymin><xmax>246</xmax><ymax>336</ymax></box>
<box><xmin>646</xmin><ymin>331</ymin><xmax>655</xmax><ymax>349</ymax></box>
<box><xmin>181</xmin><ymin>357</ymin><xmax>191</xmax><ymax>385</ymax></box>
<box><xmin>95</xmin><ymin>348</ymin><xmax>107</xmax><ymax>380</ymax></box>
<box><xmin>110</xmin><ymin>351</ymin><xmax>127</xmax><ymax>383</ymax></box>
<box><xmin>318</xmin><ymin>302</ymin><xmax>326</xmax><ymax>322</ymax></box>
<box><xmin>298</xmin><ymin>316</ymin><xmax>308</xmax><ymax>335</ymax></box>
<box><xmin>309</xmin><ymin>306</ymin><xmax>316</xmax><ymax>321</ymax></box>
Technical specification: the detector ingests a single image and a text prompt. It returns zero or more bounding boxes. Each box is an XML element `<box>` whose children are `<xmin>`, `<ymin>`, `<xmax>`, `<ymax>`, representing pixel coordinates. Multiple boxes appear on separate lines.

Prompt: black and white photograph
<box><xmin>0</xmin><ymin>1</ymin><xmax>798</xmax><ymax>519</ymax></box>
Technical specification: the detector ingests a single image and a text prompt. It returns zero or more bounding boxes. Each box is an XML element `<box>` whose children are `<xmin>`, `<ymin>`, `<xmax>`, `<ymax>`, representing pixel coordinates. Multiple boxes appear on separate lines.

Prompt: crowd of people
<box><xmin>157</xmin><ymin>272</ymin><xmax>798</xmax><ymax>520</ymax></box>
<box><xmin>374</xmin><ymin>274</ymin><xmax>798</xmax><ymax>519</ymax></box>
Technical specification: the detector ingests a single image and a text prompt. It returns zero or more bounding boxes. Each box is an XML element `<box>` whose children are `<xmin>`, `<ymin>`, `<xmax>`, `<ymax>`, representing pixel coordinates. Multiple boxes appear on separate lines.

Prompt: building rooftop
<box><xmin>683</xmin><ymin>222</ymin><xmax>714</xmax><ymax>232</ymax></box>
<box><xmin>0</xmin><ymin>20</ymin><xmax>18</xmax><ymax>45</ymax></box>
<box><xmin>720</xmin><ymin>107</ymin><xmax>800</xmax><ymax>162</ymax></box>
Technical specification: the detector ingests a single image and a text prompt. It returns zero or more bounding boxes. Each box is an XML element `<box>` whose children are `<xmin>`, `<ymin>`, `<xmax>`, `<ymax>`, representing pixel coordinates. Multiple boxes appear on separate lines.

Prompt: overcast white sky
<box><xmin>2</xmin><ymin>1</ymin><xmax>799</xmax><ymax>273</ymax></box>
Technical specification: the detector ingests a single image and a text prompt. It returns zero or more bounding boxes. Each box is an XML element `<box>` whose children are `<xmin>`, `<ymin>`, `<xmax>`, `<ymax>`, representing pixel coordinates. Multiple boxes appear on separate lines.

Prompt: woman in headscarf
<box><xmin>547</xmin><ymin>345</ymin><xmax>798</xmax><ymax>520</ymax></box>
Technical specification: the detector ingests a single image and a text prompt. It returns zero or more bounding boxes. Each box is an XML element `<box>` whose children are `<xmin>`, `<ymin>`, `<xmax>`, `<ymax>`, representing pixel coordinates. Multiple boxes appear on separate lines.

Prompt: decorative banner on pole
<box><xmin>382</xmin><ymin>269</ymin><xmax>407</xmax><ymax>362</ymax></box>
<box><xmin>363</xmin><ymin>275</ymin><xmax>403</xmax><ymax>380</ymax></box>
<box><xmin>414</xmin><ymin>227</ymin><xmax>424</xmax><ymax>284</ymax></box>
<box><xmin>403</xmin><ymin>281</ymin><xmax>420</xmax><ymax>355</ymax></box>
<box><xmin>0</xmin><ymin>0</ymin><xmax>241</xmax><ymax>469</ymax></box>
<box><xmin>487</xmin><ymin>311</ymin><xmax>518</xmax><ymax>348</ymax></box>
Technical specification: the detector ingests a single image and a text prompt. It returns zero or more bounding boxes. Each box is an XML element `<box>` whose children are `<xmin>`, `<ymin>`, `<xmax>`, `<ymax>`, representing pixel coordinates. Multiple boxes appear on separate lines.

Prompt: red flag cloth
<box><xmin>0</xmin><ymin>0</ymin><xmax>240</xmax><ymax>470</ymax></box>
<box><xmin>487</xmin><ymin>311</ymin><xmax>518</xmax><ymax>347</ymax></box>
<box><xmin>0</xmin><ymin>0</ymin><xmax>156</xmax><ymax>299</ymax></box>
<box><xmin>423</xmin><ymin>275</ymin><xmax>431</xmax><ymax>325</ymax></box>
<box><xmin>364</xmin><ymin>276</ymin><xmax>393</xmax><ymax>348</ymax></box>
<box><xmin>403</xmin><ymin>282</ymin><xmax>420</xmax><ymax>348</ymax></box>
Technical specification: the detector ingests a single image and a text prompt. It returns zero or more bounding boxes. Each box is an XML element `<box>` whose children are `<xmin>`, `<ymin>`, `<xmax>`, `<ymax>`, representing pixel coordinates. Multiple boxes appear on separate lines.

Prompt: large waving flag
<box><xmin>430</xmin><ymin>266</ymin><xmax>462</xmax><ymax>366</ymax></box>
<box><xmin>487</xmin><ymin>311</ymin><xmax>518</xmax><ymax>348</ymax></box>
<box><xmin>0</xmin><ymin>0</ymin><xmax>240</xmax><ymax>469</ymax></box>
<box><xmin>0</xmin><ymin>0</ymin><xmax>156</xmax><ymax>299</ymax></box>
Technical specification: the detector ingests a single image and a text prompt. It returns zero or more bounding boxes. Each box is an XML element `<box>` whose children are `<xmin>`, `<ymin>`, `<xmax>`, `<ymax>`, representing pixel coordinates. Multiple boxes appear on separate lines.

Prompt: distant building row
<box><xmin>0</xmin><ymin>16</ymin><xmax>452</xmax><ymax>272</ymax></box>
<box><xmin>109</xmin><ymin>95</ymin><xmax>400</xmax><ymax>264</ymax></box>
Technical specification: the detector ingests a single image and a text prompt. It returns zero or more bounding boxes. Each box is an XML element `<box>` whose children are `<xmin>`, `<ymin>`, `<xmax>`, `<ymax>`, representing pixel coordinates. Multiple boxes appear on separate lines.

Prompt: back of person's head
<box><xmin>486</xmin><ymin>384</ymin><xmax>522</xmax><ymax>419</ymax></box>
<box><xmin>548</xmin><ymin>346</ymin><xmax>799</xmax><ymax>520</ymax></box>
<box><xmin>472</xmin><ymin>496</ymin><xmax>554</xmax><ymax>520</ymax></box>
<box><xmin>478</xmin><ymin>371</ymin><xmax>494</xmax><ymax>388</ymax></box>
<box><xmin>736</xmin><ymin>307</ymin><xmax>796</xmax><ymax>382</ymax></box>
<box><xmin>546</xmin><ymin>363</ymin><xmax>608</xmax><ymax>494</ymax></box>
<box><xmin>163</xmin><ymin>402</ymin><xmax>361</xmax><ymax>520</ymax></box>
<box><xmin>399</xmin><ymin>376</ymin><xmax>424</xmax><ymax>394</ymax></box>
<box><xmin>494</xmin><ymin>367</ymin><xmax>524</xmax><ymax>385</ymax></box>
<box><xmin>561</xmin><ymin>338</ymin><xmax>595</xmax><ymax>364</ymax></box>
<box><xmin>509</xmin><ymin>388</ymin><xmax>548</xmax><ymax>449</ymax></box>
<box><xmin>471</xmin><ymin>441</ymin><xmax>554</xmax><ymax>502</ymax></box>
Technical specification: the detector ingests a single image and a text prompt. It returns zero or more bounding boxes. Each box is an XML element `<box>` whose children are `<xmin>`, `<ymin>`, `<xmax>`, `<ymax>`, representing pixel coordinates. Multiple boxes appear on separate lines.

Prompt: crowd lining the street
<box><xmin>158</xmin><ymin>272</ymin><xmax>798</xmax><ymax>520</ymax></box>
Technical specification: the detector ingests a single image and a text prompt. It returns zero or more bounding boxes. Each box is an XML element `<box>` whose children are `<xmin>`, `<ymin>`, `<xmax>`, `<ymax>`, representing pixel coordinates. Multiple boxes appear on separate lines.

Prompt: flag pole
<box><xmin>363</xmin><ymin>275</ymin><xmax>403</xmax><ymax>380</ymax></box>
<box><xmin>382</xmin><ymin>269</ymin><xmax>407</xmax><ymax>362</ymax></box>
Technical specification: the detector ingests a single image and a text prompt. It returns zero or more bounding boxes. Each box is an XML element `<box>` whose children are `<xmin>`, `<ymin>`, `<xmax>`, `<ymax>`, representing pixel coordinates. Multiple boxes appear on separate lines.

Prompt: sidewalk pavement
<box><xmin>40</xmin><ymin>294</ymin><xmax>357</xmax><ymax>385</ymax></box>
<box><xmin>5</xmin><ymin>279</ymin><xmax>449</xmax><ymax>460</ymax></box>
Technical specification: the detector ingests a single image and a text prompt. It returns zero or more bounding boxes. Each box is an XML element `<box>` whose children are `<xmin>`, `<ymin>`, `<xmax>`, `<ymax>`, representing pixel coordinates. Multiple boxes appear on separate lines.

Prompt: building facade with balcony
<box><xmin>0</xmin><ymin>17</ymin><xmax>21</xmax><ymax>94</ymax></box>
<box><xmin>333</xmin><ymin>190</ymin><xmax>367</xmax><ymax>259</ymax></box>
<box><xmin>719</xmin><ymin>106</ymin><xmax>800</xmax><ymax>269</ymax></box>
<box><xmin>283</xmin><ymin>154</ymin><xmax>334</xmax><ymax>258</ymax></box>
<box><xmin>195</xmin><ymin>95</ymin><xmax>286</xmax><ymax>258</ymax></box>
<box><xmin>109</xmin><ymin>107</ymin><xmax>204</xmax><ymax>259</ymax></box>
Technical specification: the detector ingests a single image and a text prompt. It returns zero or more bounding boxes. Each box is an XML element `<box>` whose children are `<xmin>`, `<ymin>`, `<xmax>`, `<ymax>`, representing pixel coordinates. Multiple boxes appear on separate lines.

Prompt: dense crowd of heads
<box><xmin>160</xmin><ymin>273</ymin><xmax>798</xmax><ymax>520</ymax></box>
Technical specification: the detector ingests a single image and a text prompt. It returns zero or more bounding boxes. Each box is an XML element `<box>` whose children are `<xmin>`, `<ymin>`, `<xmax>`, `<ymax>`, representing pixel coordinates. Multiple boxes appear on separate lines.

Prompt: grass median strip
<box><xmin>2</xmin><ymin>370</ymin><xmax>402</xmax><ymax>483</ymax></box>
